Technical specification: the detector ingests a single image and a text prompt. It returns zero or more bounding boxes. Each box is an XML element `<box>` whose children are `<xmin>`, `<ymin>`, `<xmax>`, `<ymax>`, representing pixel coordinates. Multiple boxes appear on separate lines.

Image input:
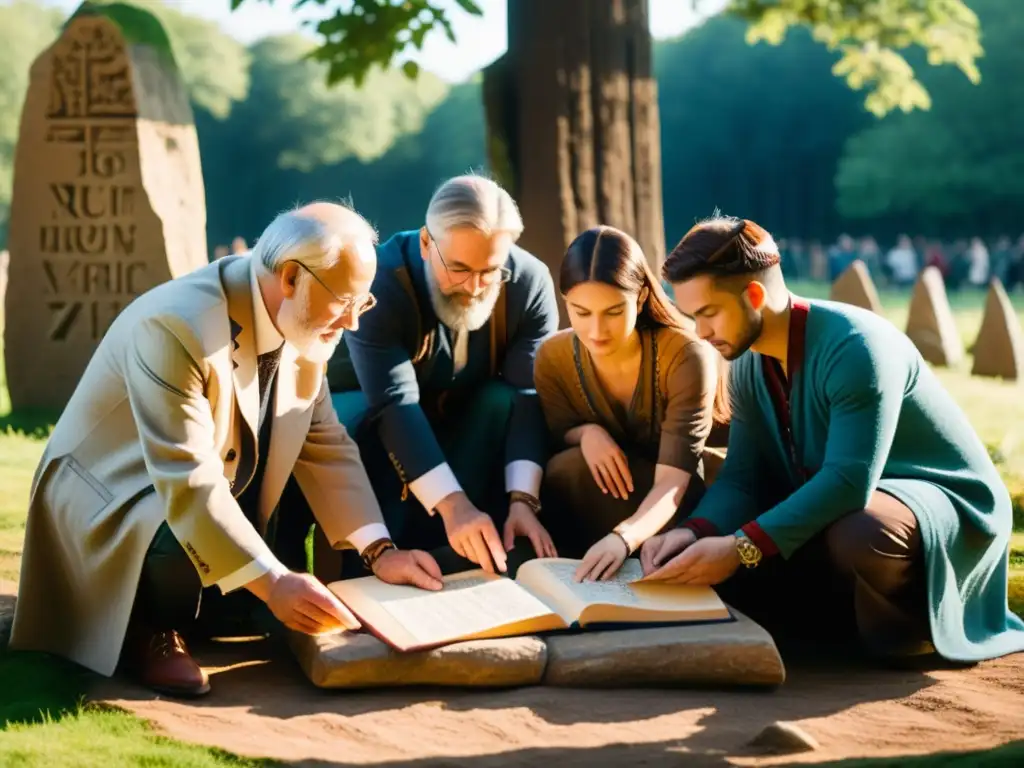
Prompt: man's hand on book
<box><xmin>437</xmin><ymin>493</ymin><xmax>508</xmax><ymax>574</ymax></box>
<box><xmin>642</xmin><ymin>535</ymin><xmax>740</xmax><ymax>586</ymax></box>
<box><xmin>372</xmin><ymin>548</ymin><xmax>444</xmax><ymax>591</ymax></box>
<box><xmin>575</xmin><ymin>533</ymin><xmax>628</xmax><ymax>582</ymax></box>
<box><xmin>640</xmin><ymin>528</ymin><xmax>696</xmax><ymax>575</ymax></box>
<box><xmin>503</xmin><ymin>502</ymin><xmax>558</xmax><ymax>559</ymax></box>
<box><xmin>265</xmin><ymin>572</ymin><xmax>361</xmax><ymax>635</ymax></box>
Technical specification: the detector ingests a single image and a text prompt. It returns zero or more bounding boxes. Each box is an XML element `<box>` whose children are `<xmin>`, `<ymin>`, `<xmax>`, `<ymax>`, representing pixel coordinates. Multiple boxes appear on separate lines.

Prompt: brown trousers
<box><xmin>542</xmin><ymin>447</ymin><xmax>932</xmax><ymax>657</ymax></box>
<box><xmin>717</xmin><ymin>490</ymin><xmax>933</xmax><ymax>658</ymax></box>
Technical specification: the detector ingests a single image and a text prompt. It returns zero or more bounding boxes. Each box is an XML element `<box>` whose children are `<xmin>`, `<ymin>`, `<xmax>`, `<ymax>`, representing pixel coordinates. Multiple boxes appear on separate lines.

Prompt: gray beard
<box><xmin>424</xmin><ymin>262</ymin><xmax>501</xmax><ymax>332</ymax></box>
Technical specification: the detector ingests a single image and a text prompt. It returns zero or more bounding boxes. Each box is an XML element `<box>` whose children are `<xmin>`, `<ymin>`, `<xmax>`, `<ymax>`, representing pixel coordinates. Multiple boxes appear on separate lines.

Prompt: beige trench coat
<box><xmin>10</xmin><ymin>254</ymin><xmax>384</xmax><ymax>676</ymax></box>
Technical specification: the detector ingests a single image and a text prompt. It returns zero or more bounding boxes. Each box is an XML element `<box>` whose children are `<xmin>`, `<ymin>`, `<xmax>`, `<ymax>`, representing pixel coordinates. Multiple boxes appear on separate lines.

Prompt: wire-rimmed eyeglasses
<box><xmin>427</xmin><ymin>229</ymin><xmax>512</xmax><ymax>287</ymax></box>
<box><xmin>285</xmin><ymin>259</ymin><xmax>377</xmax><ymax>316</ymax></box>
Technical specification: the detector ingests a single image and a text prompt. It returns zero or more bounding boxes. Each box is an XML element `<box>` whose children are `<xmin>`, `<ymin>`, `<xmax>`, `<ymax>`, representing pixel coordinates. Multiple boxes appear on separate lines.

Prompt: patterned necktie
<box><xmin>256</xmin><ymin>344</ymin><xmax>284</xmax><ymax>429</ymax></box>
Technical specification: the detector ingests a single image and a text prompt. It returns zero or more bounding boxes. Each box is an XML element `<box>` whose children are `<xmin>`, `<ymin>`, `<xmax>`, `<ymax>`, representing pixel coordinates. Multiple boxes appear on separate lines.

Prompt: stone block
<box><xmin>829</xmin><ymin>259</ymin><xmax>882</xmax><ymax>314</ymax></box>
<box><xmin>905</xmin><ymin>266</ymin><xmax>964</xmax><ymax>367</ymax></box>
<box><xmin>541</xmin><ymin>607</ymin><xmax>785</xmax><ymax>688</ymax></box>
<box><xmin>289</xmin><ymin>630</ymin><xmax>548</xmax><ymax>689</ymax></box>
<box><xmin>4</xmin><ymin>4</ymin><xmax>207</xmax><ymax>411</ymax></box>
<box><xmin>971</xmin><ymin>278</ymin><xmax>1024</xmax><ymax>381</ymax></box>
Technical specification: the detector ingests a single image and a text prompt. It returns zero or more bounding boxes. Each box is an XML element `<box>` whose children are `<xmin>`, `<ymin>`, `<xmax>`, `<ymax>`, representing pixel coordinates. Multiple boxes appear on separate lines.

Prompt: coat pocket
<box><xmin>45</xmin><ymin>455</ymin><xmax>115</xmax><ymax>523</ymax></box>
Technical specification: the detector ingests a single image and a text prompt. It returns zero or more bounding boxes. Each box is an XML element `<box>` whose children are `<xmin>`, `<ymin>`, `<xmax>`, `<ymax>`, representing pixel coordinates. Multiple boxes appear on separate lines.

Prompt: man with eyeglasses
<box><xmin>328</xmin><ymin>175</ymin><xmax>560</xmax><ymax>576</ymax></box>
<box><xmin>11</xmin><ymin>202</ymin><xmax>442</xmax><ymax>699</ymax></box>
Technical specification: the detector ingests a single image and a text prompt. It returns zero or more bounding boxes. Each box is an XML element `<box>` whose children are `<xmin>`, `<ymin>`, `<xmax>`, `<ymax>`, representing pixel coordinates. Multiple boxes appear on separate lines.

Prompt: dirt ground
<box><xmin>89</xmin><ymin>629</ymin><xmax>1024</xmax><ymax>767</ymax></box>
<box><xmin>3</xmin><ymin>592</ymin><xmax>1022</xmax><ymax>766</ymax></box>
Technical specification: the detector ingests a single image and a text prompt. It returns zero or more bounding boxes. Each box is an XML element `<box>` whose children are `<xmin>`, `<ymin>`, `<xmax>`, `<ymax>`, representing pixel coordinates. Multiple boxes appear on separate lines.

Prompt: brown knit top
<box><xmin>534</xmin><ymin>325</ymin><xmax>720</xmax><ymax>474</ymax></box>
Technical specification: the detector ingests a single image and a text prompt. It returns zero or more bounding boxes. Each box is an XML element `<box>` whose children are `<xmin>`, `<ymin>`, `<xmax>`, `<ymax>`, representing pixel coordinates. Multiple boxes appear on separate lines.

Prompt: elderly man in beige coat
<box><xmin>11</xmin><ymin>202</ymin><xmax>443</xmax><ymax>698</ymax></box>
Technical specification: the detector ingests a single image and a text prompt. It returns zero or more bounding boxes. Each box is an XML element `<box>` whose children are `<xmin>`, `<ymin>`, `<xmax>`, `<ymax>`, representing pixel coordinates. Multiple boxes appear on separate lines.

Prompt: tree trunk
<box><xmin>483</xmin><ymin>0</ymin><xmax>664</xmax><ymax>326</ymax></box>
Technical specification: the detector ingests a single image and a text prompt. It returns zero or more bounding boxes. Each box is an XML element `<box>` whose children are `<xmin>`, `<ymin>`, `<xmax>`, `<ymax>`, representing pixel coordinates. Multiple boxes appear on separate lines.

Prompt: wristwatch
<box><xmin>735</xmin><ymin>533</ymin><xmax>762</xmax><ymax>569</ymax></box>
<box><xmin>509</xmin><ymin>490</ymin><xmax>542</xmax><ymax>516</ymax></box>
<box><xmin>362</xmin><ymin>537</ymin><xmax>396</xmax><ymax>570</ymax></box>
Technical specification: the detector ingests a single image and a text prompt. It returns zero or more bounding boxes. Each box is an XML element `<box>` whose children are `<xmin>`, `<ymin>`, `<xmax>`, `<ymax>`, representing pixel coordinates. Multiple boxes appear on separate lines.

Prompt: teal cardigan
<box><xmin>685</xmin><ymin>297</ymin><xmax>1024</xmax><ymax>662</ymax></box>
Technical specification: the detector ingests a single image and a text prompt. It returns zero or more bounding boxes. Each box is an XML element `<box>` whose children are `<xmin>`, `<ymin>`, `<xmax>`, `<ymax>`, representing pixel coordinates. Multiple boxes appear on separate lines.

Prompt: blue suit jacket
<box><xmin>339</xmin><ymin>230</ymin><xmax>559</xmax><ymax>507</ymax></box>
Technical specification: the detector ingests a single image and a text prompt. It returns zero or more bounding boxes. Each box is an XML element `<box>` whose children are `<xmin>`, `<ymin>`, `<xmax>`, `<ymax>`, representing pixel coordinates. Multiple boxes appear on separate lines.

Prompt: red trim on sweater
<box><xmin>740</xmin><ymin>521</ymin><xmax>780</xmax><ymax>557</ymax></box>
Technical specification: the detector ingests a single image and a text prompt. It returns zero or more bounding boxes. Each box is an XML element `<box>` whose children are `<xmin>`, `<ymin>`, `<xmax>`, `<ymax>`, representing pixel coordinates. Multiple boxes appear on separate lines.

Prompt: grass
<box><xmin>0</xmin><ymin>285</ymin><xmax>1023</xmax><ymax>765</ymax></box>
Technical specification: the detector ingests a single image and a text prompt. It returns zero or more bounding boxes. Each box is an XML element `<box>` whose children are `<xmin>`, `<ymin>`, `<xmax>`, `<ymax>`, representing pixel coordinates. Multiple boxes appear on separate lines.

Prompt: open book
<box><xmin>327</xmin><ymin>557</ymin><xmax>732</xmax><ymax>653</ymax></box>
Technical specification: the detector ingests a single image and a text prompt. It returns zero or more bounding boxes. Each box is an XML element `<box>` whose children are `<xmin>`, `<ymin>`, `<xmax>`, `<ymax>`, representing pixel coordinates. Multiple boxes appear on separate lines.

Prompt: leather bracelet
<box><xmin>611</xmin><ymin>528</ymin><xmax>634</xmax><ymax>555</ymax></box>
<box><xmin>361</xmin><ymin>537</ymin><xmax>396</xmax><ymax>570</ymax></box>
<box><xmin>509</xmin><ymin>490</ymin><xmax>542</xmax><ymax>516</ymax></box>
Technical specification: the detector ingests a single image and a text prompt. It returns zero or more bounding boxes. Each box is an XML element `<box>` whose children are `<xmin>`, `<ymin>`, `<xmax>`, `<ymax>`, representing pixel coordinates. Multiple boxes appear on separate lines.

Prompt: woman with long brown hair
<box><xmin>535</xmin><ymin>225</ymin><xmax>729</xmax><ymax>582</ymax></box>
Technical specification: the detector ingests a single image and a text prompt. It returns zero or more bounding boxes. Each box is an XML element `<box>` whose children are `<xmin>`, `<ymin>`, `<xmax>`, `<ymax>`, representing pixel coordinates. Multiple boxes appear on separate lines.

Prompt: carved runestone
<box><xmin>971</xmin><ymin>278</ymin><xmax>1024</xmax><ymax>381</ymax></box>
<box><xmin>829</xmin><ymin>259</ymin><xmax>883</xmax><ymax>314</ymax></box>
<box><xmin>4</xmin><ymin>4</ymin><xmax>207</xmax><ymax>411</ymax></box>
<box><xmin>904</xmin><ymin>266</ymin><xmax>964</xmax><ymax>367</ymax></box>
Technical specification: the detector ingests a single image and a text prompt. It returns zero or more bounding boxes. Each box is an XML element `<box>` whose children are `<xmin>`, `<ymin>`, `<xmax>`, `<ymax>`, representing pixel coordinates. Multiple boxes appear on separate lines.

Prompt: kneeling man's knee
<box><xmin>826</xmin><ymin>493</ymin><xmax>920</xmax><ymax>591</ymax></box>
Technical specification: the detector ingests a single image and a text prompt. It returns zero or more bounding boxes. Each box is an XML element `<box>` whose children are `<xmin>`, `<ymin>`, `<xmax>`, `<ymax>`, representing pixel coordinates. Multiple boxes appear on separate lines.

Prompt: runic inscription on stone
<box><xmin>4</xmin><ymin>8</ymin><xmax>207</xmax><ymax>411</ymax></box>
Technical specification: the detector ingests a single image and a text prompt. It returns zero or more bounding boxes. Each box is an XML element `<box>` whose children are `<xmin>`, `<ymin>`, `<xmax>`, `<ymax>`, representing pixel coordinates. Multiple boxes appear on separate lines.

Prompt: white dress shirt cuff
<box><xmin>347</xmin><ymin>522</ymin><xmax>392</xmax><ymax>553</ymax></box>
<box><xmin>409</xmin><ymin>463</ymin><xmax>463</xmax><ymax>515</ymax></box>
<box><xmin>506</xmin><ymin>460</ymin><xmax>543</xmax><ymax>497</ymax></box>
<box><xmin>216</xmin><ymin>551</ymin><xmax>289</xmax><ymax>595</ymax></box>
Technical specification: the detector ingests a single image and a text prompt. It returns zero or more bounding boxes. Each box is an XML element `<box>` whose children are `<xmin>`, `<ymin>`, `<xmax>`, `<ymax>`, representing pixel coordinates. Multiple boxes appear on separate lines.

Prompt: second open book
<box><xmin>327</xmin><ymin>557</ymin><xmax>733</xmax><ymax>652</ymax></box>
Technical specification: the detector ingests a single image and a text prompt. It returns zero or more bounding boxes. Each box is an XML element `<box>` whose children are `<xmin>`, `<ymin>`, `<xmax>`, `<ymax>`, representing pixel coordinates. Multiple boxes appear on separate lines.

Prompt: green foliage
<box><xmin>656</xmin><ymin>17</ymin><xmax>871</xmax><ymax>244</ymax></box>
<box><xmin>231</xmin><ymin>0</ymin><xmax>483</xmax><ymax>87</ymax></box>
<box><xmin>0</xmin><ymin>1</ymin><xmax>63</xmax><ymax>240</ymax></box>
<box><xmin>235</xmin><ymin>34</ymin><xmax>447</xmax><ymax>171</ymax></box>
<box><xmin>728</xmin><ymin>0</ymin><xmax>982</xmax><ymax>117</ymax></box>
<box><xmin>836</xmin><ymin>0</ymin><xmax>1024</xmax><ymax>229</ymax></box>
<box><xmin>231</xmin><ymin>0</ymin><xmax>981</xmax><ymax>118</ymax></box>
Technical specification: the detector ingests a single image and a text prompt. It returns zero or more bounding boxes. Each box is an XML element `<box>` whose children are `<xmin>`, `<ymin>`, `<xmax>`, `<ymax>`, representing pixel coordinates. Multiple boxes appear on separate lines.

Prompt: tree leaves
<box><xmin>835</xmin><ymin>0</ymin><xmax>1024</xmax><ymax>227</ymax></box>
<box><xmin>731</xmin><ymin>0</ymin><xmax>981</xmax><ymax>117</ymax></box>
<box><xmin>239</xmin><ymin>34</ymin><xmax>448</xmax><ymax>171</ymax></box>
<box><xmin>232</xmin><ymin>0</ymin><xmax>486</xmax><ymax>87</ymax></box>
<box><xmin>230</xmin><ymin>1</ymin><xmax>981</xmax><ymax>119</ymax></box>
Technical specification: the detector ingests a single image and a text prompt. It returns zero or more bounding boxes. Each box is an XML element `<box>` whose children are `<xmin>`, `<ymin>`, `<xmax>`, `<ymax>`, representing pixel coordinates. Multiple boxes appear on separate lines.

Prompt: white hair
<box><xmin>252</xmin><ymin>202</ymin><xmax>377</xmax><ymax>274</ymax></box>
<box><xmin>425</xmin><ymin>174</ymin><xmax>523</xmax><ymax>241</ymax></box>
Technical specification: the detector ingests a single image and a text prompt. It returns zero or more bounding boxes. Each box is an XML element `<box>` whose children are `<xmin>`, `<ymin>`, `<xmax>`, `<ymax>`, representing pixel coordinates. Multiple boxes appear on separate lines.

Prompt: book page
<box><xmin>515</xmin><ymin>557</ymin><xmax>730</xmax><ymax>627</ymax></box>
<box><xmin>330</xmin><ymin>570</ymin><xmax>567</xmax><ymax>651</ymax></box>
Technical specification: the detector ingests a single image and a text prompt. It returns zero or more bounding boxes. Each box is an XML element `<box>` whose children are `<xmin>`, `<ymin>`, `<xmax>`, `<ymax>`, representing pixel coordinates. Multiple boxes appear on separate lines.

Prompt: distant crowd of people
<box><xmin>777</xmin><ymin>234</ymin><xmax>1024</xmax><ymax>293</ymax></box>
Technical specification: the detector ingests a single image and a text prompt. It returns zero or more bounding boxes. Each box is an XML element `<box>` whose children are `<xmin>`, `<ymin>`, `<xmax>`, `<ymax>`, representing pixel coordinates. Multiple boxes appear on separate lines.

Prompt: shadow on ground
<box><xmin>2</xmin><ymin>593</ymin><xmax>1023</xmax><ymax>767</ymax></box>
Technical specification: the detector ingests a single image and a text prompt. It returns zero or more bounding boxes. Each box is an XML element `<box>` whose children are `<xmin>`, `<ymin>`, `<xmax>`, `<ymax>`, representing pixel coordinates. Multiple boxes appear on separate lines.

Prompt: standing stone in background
<box><xmin>971</xmin><ymin>278</ymin><xmax>1024</xmax><ymax>382</ymax></box>
<box><xmin>829</xmin><ymin>259</ymin><xmax>883</xmax><ymax>314</ymax></box>
<box><xmin>904</xmin><ymin>266</ymin><xmax>964</xmax><ymax>368</ymax></box>
<box><xmin>4</xmin><ymin>3</ymin><xmax>207</xmax><ymax>412</ymax></box>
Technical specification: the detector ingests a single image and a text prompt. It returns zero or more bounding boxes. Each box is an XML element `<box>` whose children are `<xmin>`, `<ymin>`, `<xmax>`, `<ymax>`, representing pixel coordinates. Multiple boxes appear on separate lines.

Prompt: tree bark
<box><xmin>483</xmin><ymin>0</ymin><xmax>664</xmax><ymax>326</ymax></box>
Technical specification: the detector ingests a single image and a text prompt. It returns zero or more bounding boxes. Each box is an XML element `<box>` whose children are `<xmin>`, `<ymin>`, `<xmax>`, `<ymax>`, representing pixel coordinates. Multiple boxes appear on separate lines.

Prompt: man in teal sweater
<box><xmin>644</xmin><ymin>215</ymin><xmax>1024</xmax><ymax>663</ymax></box>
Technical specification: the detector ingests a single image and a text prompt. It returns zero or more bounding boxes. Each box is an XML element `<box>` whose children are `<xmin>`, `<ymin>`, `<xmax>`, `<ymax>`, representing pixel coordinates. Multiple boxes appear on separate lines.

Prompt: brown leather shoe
<box><xmin>127</xmin><ymin>629</ymin><xmax>211</xmax><ymax>698</ymax></box>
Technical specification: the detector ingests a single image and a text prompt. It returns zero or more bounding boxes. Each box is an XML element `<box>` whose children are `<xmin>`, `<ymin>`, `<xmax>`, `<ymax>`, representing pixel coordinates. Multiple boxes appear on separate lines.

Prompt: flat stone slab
<box><xmin>291</xmin><ymin>606</ymin><xmax>784</xmax><ymax>690</ymax></box>
<box><xmin>541</xmin><ymin>607</ymin><xmax>785</xmax><ymax>688</ymax></box>
<box><xmin>289</xmin><ymin>629</ymin><xmax>548</xmax><ymax>689</ymax></box>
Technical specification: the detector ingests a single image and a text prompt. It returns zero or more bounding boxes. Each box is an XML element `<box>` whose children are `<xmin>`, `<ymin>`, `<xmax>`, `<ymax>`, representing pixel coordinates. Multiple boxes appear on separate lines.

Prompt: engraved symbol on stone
<box><xmin>47</xmin><ymin>22</ymin><xmax>137</xmax><ymax>120</ymax></box>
